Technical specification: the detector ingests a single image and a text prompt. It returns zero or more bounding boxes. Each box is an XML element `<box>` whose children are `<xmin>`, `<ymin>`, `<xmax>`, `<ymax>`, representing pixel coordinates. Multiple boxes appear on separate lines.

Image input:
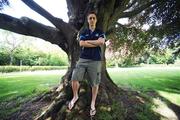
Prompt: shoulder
<box><xmin>95</xmin><ymin>28</ymin><xmax>106</xmax><ymax>39</ymax></box>
<box><xmin>80</xmin><ymin>28</ymin><xmax>88</xmax><ymax>35</ymax></box>
<box><xmin>79</xmin><ymin>29</ymin><xmax>89</xmax><ymax>40</ymax></box>
<box><xmin>95</xmin><ymin>28</ymin><xmax>104</xmax><ymax>34</ymax></box>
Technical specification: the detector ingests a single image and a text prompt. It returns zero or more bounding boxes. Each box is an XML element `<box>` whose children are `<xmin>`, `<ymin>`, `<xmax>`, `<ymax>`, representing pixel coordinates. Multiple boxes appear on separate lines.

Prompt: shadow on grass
<box><xmin>166</xmin><ymin>98</ymin><xmax>180</xmax><ymax>120</ymax></box>
<box><xmin>151</xmin><ymin>90</ymin><xmax>180</xmax><ymax>119</ymax></box>
<box><xmin>127</xmin><ymin>75</ymin><xmax>180</xmax><ymax>119</ymax></box>
<box><xmin>121</xmin><ymin>89</ymin><xmax>180</xmax><ymax>120</ymax></box>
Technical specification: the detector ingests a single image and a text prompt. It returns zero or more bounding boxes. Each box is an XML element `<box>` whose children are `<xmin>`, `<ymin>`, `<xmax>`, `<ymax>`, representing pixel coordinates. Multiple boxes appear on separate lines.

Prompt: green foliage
<box><xmin>142</xmin><ymin>49</ymin><xmax>175</xmax><ymax>64</ymax></box>
<box><xmin>106</xmin><ymin>26</ymin><xmax>151</xmax><ymax>67</ymax></box>
<box><xmin>106</xmin><ymin>54</ymin><xmax>139</xmax><ymax>67</ymax></box>
<box><xmin>109</xmin><ymin>24</ymin><xmax>150</xmax><ymax>55</ymax></box>
<box><xmin>145</xmin><ymin>0</ymin><xmax>179</xmax><ymax>40</ymax></box>
<box><xmin>0</xmin><ymin>66</ymin><xmax>24</xmax><ymax>73</ymax></box>
<box><xmin>106</xmin><ymin>48</ymin><xmax>176</xmax><ymax>67</ymax></box>
<box><xmin>12</xmin><ymin>47</ymin><xmax>68</xmax><ymax>66</ymax></box>
<box><xmin>47</xmin><ymin>54</ymin><xmax>68</xmax><ymax>66</ymax></box>
<box><xmin>121</xmin><ymin>57</ymin><xmax>135</xmax><ymax>67</ymax></box>
<box><xmin>0</xmin><ymin>32</ymin><xmax>68</xmax><ymax>66</ymax></box>
<box><xmin>0</xmin><ymin>49</ymin><xmax>9</xmax><ymax>65</ymax></box>
<box><xmin>0</xmin><ymin>66</ymin><xmax>67</xmax><ymax>73</ymax></box>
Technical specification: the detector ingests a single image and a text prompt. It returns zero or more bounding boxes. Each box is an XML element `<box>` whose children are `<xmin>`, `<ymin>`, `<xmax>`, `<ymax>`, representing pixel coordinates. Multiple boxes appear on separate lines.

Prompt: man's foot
<box><xmin>90</xmin><ymin>108</ymin><xmax>96</xmax><ymax>116</ymax></box>
<box><xmin>68</xmin><ymin>97</ymin><xmax>79</xmax><ymax>110</ymax></box>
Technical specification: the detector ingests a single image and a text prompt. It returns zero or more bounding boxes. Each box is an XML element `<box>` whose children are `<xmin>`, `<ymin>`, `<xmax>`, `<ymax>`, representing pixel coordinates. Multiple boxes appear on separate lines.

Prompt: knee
<box><xmin>72</xmin><ymin>80</ymin><xmax>79</xmax><ymax>84</ymax></box>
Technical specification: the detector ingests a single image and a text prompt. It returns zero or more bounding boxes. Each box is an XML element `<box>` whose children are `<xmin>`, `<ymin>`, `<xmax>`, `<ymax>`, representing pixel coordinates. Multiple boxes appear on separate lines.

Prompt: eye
<box><xmin>89</xmin><ymin>17</ymin><xmax>95</xmax><ymax>20</ymax></box>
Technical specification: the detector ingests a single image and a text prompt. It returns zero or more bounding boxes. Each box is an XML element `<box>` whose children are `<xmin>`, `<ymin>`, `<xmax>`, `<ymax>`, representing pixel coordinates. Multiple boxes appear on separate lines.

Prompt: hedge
<box><xmin>0</xmin><ymin>66</ymin><xmax>68</xmax><ymax>73</ymax></box>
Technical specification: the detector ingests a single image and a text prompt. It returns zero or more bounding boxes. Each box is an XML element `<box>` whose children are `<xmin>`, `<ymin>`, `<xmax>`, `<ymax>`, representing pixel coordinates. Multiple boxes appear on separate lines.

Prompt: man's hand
<box><xmin>97</xmin><ymin>37</ymin><xmax>105</xmax><ymax>45</ymax></box>
<box><xmin>105</xmin><ymin>39</ymin><xmax>112</xmax><ymax>46</ymax></box>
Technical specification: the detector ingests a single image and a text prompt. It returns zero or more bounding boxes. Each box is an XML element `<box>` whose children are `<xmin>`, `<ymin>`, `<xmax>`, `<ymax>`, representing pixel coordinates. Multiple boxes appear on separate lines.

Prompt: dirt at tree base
<box><xmin>6</xmin><ymin>98</ymin><xmax>50</xmax><ymax>120</ymax></box>
<box><xmin>5</xmin><ymin>88</ymin><xmax>161</xmax><ymax>120</ymax></box>
<box><xmin>5</xmin><ymin>86</ymin><xmax>180</xmax><ymax>120</ymax></box>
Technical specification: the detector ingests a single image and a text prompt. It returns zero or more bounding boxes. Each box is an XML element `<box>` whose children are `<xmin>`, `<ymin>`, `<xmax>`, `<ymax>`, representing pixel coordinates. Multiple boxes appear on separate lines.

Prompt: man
<box><xmin>68</xmin><ymin>11</ymin><xmax>105</xmax><ymax>116</ymax></box>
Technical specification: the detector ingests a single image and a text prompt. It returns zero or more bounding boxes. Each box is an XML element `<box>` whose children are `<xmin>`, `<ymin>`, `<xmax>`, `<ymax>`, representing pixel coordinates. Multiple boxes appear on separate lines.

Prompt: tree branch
<box><xmin>125</xmin><ymin>0</ymin><xmax>137</xmax><ymax>10</ymax></box>
<box><xmin>172</xmin><ymin>47</ymin><xmax>180</xmax><ymax>57</ymax></box>
<box><xmin>116</xmin><ymin>0</ymin><xmax>130</xmax><ymax>12</ymax></box>
<box><xmin>109</xmin><ymin>0</ymin><xmax>131</xmax><ymax>27</ymax></box>
<box><xmin>110</xmin><ymin>0</ymin><xmax>156</xmax><ymax>26</ymax></box>
<box><xmin>0</xmin><ymin>13</ymin><xmax>68</xmax><ymax>53</ymax></box>
<box><xmin>120</xmin><ymin>1</ymin><xmax>156</xmax><ymax>18</ymax></box>
<box><xmin>21</xmin><ymin>0</ymin><xmax>55</xmax><ymax>24</ymax></box>
<box><xmin>21</xmin><ymin>0</ymin><xmax>77</xmax><ymax>42</ymax></box>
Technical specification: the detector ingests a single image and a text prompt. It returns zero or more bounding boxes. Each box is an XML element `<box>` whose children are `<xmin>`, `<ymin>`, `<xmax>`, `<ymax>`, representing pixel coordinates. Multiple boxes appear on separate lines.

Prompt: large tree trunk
<box><xmin>35</xmin><ymin>40</ymin><xmax>119</xmax><ymax>120</ymax></box>
<box><xmin>0</xmin><ymin>0</ymin><xmax>157</xmax><ymax>119</ymax></box>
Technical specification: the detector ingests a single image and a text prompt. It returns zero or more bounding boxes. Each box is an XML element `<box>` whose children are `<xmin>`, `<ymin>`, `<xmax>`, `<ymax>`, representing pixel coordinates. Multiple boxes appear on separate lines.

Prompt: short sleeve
<box><xmin>99</xmin><ymin>30</ymin><xmax>106</xmax><ymax>40</ymax></box>
<box><xmin>99</xmin><ymin>33</ymin><xmax>106</xmax><ymax>38</ymax></box>
<box><xmin>79</xmin><ymin>35</ymin><xmax>86</xmax><ymax>41</ymax></box>
<box><xmin>79</xmin><ymin>30</ymin><xmax>86</xmax><ymax>41</ymax></box>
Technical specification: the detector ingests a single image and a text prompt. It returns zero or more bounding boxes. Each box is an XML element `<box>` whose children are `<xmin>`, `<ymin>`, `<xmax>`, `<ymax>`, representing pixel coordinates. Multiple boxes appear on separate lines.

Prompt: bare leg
<box><xmin>91</xmin><ymin>85</ymin><xmax>99</xmax><ymax>112</ymax></box>
<box><xmin>72</xmin><ymin>80</ymin><xmax>80</xmax><ymax>99</ymax></box>
<box><xmin>68</xmin><ymin>80</ymin><xmax>79</xmax><ymax>110</ymax></box>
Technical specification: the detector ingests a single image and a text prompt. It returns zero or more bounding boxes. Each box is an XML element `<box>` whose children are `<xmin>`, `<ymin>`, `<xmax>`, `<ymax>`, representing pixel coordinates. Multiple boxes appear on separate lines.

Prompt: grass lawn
<box><xmin>0</xmin><ymin>70</ymin><xmax>66</xmax><ymax>119</ymax></box>
<box><xmin>108</xmin><ymin>67</ymin><xmax>180</xmax><ymax>106</ymax></box>
<box><xmin>0</xmin><ymin>67</ymin><xmax>179</xmax><ymax>119</ymax></box>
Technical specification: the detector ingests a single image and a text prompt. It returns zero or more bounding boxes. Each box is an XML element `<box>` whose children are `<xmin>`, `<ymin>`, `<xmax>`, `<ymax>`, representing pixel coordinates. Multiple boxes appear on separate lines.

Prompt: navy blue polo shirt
<box><xmin>79</xmin><ymin>28</ymin><xmax>105</xmax><ymax>61</ymax></box>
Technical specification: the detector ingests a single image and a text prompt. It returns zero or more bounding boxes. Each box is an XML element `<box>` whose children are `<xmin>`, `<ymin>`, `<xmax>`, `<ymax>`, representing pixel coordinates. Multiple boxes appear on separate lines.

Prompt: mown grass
<box><xmin>108</xmin><ymin>67</ymin><xmax>180</xmax><ymax>106</ymax></box>
<box><xmin>0</xmin><ymin>70</ymin><xmax>65</xmax><ymax>119</ymax></box>
<box><xmin>0</xmin><ymin>67</ymin><xmax>180</xmax><ymax>119</ymax></box>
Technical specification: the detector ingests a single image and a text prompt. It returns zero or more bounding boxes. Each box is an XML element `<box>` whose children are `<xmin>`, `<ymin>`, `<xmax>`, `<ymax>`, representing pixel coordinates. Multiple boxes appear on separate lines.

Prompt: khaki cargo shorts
<box><xmin>71</xmin><ymin>58</ymin><xmax>101</xmax><ymax>87</ymax></box>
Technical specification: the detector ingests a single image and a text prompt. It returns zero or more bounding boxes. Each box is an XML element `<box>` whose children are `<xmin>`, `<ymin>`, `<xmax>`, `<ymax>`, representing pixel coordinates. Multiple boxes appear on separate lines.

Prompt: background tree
<box><xmin>0</xmin><ymin>30</ymin><xmax>68</xmax><ymax>66</ymax></box>
<box><xmin>0</xmin><ymin>30</ymin><xmax>25</xmax><ymax>65</ymax></box>
<box><xmin>0</xmin><ymin>0</ymin><xmax>179</xmax><ymax>119</ymax></box>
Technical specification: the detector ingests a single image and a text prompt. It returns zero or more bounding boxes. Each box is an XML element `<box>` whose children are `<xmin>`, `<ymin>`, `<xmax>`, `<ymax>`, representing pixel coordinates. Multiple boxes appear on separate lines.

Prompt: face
<box><xmin>87</xmin><ymin>14</ymin><xmax>97</xmax><ymax>27</ymax></box>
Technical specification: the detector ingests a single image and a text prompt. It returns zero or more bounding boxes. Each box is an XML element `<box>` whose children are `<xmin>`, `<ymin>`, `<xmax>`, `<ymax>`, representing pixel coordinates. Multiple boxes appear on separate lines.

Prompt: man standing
<box><xmin>68</xmin><ymin>11</ymin><xmax>105</xmax><ymax>116</ymax></box>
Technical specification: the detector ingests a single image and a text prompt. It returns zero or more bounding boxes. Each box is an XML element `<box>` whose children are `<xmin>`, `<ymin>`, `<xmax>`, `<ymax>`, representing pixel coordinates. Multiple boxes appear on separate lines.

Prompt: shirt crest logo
<box><xmin>95</xmin><ymin>33</ymin><xmax>99</xmax><ymax>37</ymax></box>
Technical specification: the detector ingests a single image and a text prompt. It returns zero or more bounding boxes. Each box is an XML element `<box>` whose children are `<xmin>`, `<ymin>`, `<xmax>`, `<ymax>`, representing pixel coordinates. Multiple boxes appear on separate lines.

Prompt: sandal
<box><xmin>90</xmin><ymin>108</ymin><xmax>96</xmax><ymax>116</ymax></box>
<box><xmin>68</xmin><ymin>98</ymin><xmax>78</xmax><ymax>110</ymax></box>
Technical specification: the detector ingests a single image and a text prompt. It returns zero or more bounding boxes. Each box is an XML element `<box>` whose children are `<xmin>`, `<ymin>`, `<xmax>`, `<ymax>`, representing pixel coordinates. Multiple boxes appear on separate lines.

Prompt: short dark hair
<box><xmin>87</xmin><ymin>11</ymin><xmax>97</xmax><ymax>17</ymax></box>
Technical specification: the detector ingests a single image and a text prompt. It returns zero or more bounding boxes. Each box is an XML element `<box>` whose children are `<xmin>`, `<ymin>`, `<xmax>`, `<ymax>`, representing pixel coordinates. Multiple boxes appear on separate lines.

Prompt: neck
<box><xmin>89</xmin><ymin>25</ymin><xmax>96</xmax><ymax>31</ymax></box>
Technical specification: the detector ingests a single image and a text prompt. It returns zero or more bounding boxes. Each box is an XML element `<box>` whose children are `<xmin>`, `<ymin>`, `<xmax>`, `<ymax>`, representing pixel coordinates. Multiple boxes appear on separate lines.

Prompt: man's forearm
<box><xmin>80</xmin><ymin>38</ymin><xmax>105</xmax><ymax>47</ymax></box>
<box><xmin>80</xmin><ymin>41</ymin><xmax>98</xmax><ymax>47</ymax></box>
<box><xmin>86</xmin><ymin>40</ymin><xmax>100</xmax><ymax>46</ymax></box>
